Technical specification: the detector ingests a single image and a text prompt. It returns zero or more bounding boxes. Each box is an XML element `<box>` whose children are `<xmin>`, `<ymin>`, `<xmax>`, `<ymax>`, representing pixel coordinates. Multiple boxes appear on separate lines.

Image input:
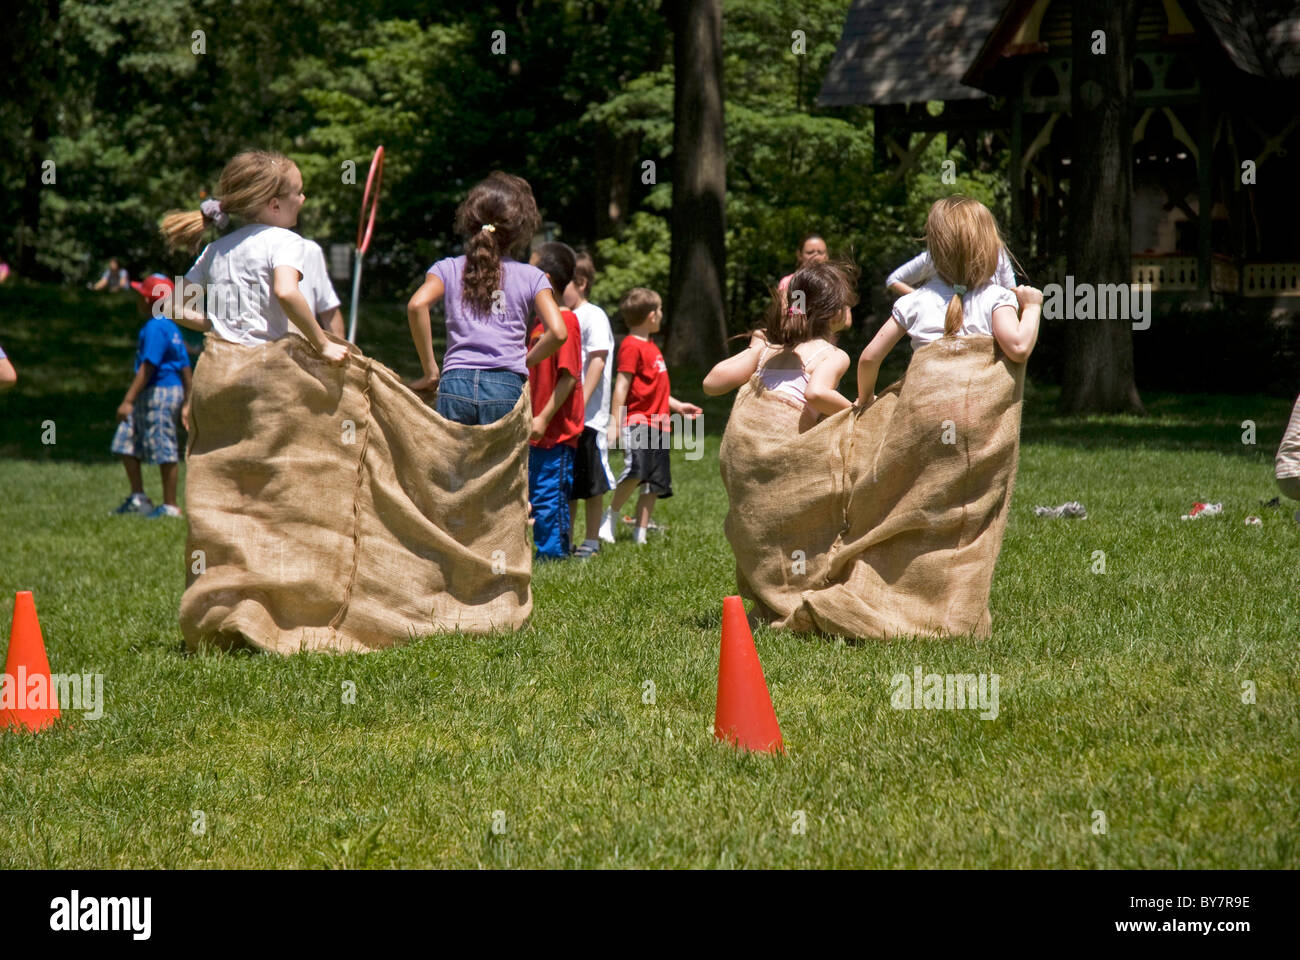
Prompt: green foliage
<box><xmin>4</xmin><ymin>0</ymin><xmax>1005</xmax><ymax>333</ymax></box>
<box><xmin>591</xmin><ymin>211</ymin><xmax>671</xmax><ymax>323</ymax></box>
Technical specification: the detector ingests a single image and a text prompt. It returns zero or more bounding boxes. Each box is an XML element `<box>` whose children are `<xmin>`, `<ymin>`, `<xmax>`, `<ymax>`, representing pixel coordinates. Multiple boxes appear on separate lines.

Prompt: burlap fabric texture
<box><xmin>179</xmin><ymin>334</ymin><xmax>532</xmax><ymax>654</ymax></box>
<box><xmin>719</xmin><ymin>335</ymin><xmax>1024</xmax><ymax>639</ymax></box>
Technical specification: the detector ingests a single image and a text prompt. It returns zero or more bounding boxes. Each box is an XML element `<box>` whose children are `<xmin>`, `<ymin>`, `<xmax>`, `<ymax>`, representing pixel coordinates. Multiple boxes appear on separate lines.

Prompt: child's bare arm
<box><xmin>526</xmin><ymin>289</ymin><xmax>568</xmax><ymax>367</ymax></box>
<box><xmin>407</xmin><ymin>273</ymin><xmax>444</xmax><ymax>390</ymax></box>
<box><xmin>532</xmin><ymin>371</ymin><xmax>577</xmax><ymax>442</ymax></box>
<box><xmin>607</xmin><ymin>371</ymin><xmax>632</xmax><ymax>448</ymax></box>
<box><xmin>274</xmin><ymin>266</ymin><xmax>347</xmax><ymax>363</ymax></box>
<box><xmin>165</xmin><ymin>285</ymin><xmax>212</xmax><ymax>332</ymax></box>
<box><xmin>703</xmin><ymin>335</ymin><xmax>764</xmax><ymax>396</ymax></box>
<box><xmin>991</xmin><ymin>286</ymin><xmax>1042</xmax><ymax>362</ymax></box>
<box><xmin>0</xmin><ymin>356</ymin><xmax>16</xmax><ymax>391</ymax></box>
<box><xmin>668</xmin><ymin>395</ymin><xmax>703</xmax><ymax>417</ymax></box>
<box><xmin>117</xmin><ymin>363</ymin><xmax>155</xmax><ymax>421</ymax></box>
<box><xmin>319</xmin><ymin>306</ymin><xmax>344</xmax><ymax>339</ymax></box>
<box><xmin>582</xmin><ymin>352</ymin><xmax>607</xmax><ymax>406</ymax></box>
<box><xmin>180</xmin><ymin>366</ymin><xmax>194</xmax><ymax>431</ymax></box>
<box><xmin>804</xmin><ymin>350</ymin><xmax>853</xmax><ymax>417</ymax></box>
<box><xmin>857</xmin><ymin>318</ymin><xmax>907</xmax><ymax>405</ymax></box>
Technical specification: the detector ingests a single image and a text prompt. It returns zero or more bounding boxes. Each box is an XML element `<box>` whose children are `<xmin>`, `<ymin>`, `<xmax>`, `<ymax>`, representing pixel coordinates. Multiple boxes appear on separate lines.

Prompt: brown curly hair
<box><xmin>453</xmin><ymin>172</ymin><xmax>541</xmax><ymax>316</ymax></box>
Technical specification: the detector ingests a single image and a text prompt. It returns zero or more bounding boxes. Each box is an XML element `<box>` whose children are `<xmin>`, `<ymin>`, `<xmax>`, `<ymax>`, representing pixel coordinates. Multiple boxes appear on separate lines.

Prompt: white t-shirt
<box><xmin>184</xmin><ymin>224</ymin><xmax>307</xmax><ymax>345</ymax></box>
<box><xmin>301</xmin><ymin>239</ymin><xmax>342</xmax><ymax>317</ymax></box>
<box><xmin>574</xmin><ymin>300</ymin><xmax>615</xmax><ymax>429</ymax></box>
<box><xmin>891</xmin><ymin>278</ymin><xmax>1017</xmax><ymax>347</ymax></box>
<box><xmin>887</xmin><ymin>248</ymin><xmax>1015</xmax><ymax>290</ymax></box>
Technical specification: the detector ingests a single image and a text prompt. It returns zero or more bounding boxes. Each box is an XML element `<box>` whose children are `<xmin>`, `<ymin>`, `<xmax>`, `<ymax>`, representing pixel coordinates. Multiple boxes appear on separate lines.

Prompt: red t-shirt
<box><xmin>528</xmin><ymin>309</ymin><xmax>584</xmax><ymax>448</ymax></box>
<box><xmin>616</xmin><ymin>335</ymin><xmax>670</xmax><ymax>430</ymax></box>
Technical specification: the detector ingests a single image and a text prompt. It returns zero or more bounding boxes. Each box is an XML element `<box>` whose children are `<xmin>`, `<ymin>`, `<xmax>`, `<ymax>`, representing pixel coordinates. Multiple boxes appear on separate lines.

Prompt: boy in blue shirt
<box><xmin>111</xmin><ymin>274</ymin><xmax>192</xmax><ymax>517</ymax></box>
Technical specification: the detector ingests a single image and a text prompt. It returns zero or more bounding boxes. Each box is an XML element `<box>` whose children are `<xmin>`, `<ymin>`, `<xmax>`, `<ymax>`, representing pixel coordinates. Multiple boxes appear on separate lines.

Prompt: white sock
<box><xmin>581</xmin><ymin>538</ymin><xmax>600</xmax><ymax>550</ymax></box>
<box><xmin>633</xmin><ymin>525</ymin><xmax>648</xmax><ymax>544</ymax></box>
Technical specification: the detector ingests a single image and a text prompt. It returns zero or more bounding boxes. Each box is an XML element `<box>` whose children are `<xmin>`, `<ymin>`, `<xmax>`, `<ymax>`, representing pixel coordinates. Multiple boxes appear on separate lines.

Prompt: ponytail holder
<box><xmin>200</xmin><ymin>198</ymin><xmax>229</xmax><ymax>229</ymax></box>
<box><xmin>480</xmin><ymin>223</ymin><xmax>496</xmax><ymax>234</ymax></box>
<box><xmin>952</xmin><ymin>284</ymin><xmax>967</xmax><ymax>295</ymax></box>
<box><xmin>786</xmin><ymin>306</ymin><xmax>804</xmax><ymax>318</ymax></box>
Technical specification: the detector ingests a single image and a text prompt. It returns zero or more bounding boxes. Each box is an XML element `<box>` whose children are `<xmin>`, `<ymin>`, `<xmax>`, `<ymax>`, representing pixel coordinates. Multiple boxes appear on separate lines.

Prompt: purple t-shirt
<box><xmin>430</xmin><ymin>256</ymin><xmax>551</xmax><ymax>376</ymax></box>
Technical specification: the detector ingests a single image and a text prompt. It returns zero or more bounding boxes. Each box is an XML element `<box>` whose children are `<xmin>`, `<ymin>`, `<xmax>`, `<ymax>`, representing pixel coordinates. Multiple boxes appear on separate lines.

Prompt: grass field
<box><xmin>1</xmin><ymin>285</ymin><xmax>1297</xmax><ymax>868</ymax></box>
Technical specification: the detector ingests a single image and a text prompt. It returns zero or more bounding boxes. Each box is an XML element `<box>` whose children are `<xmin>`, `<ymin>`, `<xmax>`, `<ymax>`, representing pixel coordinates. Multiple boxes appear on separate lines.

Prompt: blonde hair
<box><xmin>924</xmin><ymin>195</ymin><xmax>1005</xmax><ymax>337</ymax></box>
<box><xmin>161</xmin><ymin>150</ymin><xmax>299</xmax><ymax>252</ymax></box>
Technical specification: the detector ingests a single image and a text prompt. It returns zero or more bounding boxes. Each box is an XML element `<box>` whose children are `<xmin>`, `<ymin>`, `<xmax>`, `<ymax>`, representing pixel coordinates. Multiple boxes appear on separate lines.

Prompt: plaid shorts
<box><xmin>111</xmin><ymin>383</ymin><xmax>184</xmax><ymax>464</ymax></box>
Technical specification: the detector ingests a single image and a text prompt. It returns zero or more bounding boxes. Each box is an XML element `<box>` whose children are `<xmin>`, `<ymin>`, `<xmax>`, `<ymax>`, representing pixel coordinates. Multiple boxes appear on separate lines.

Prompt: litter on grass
<box><xmin>1034</xmin><ymin>501</ymin><xmax>1087</xmax><ymax>519</ymax></box>
<box><xmin>1181</xmin><ymin>502</ymin><xmax>1223</xmax><ymax>520</ymax></box>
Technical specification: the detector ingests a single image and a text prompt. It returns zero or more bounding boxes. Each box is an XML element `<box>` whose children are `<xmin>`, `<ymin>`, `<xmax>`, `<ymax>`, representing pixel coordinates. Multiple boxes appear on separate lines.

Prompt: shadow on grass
<box><xmin>2</xmin><ymin>283</ymin><xmax>1293</xmax><ymax>462</ymax></box>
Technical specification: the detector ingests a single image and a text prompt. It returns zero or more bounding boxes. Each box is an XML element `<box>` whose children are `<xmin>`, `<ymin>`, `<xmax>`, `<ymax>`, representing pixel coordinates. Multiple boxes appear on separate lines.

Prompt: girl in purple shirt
<box><xmin>407</xmin><ymin>172</ymin><xmax>568</xmax><ymax>425</ymax></box>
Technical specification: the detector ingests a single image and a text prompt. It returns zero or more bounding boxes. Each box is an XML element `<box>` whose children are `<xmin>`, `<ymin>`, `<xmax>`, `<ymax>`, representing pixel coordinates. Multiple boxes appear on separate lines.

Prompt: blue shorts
<box><xmin>111</xmin><ymin>384</ymin><xmax>184</xmax><ymax>464</ymax></box>
<box><xmin>435</xmin><ymin>369</ymin><xmax>526</xmax><ymax>426</ymax></box>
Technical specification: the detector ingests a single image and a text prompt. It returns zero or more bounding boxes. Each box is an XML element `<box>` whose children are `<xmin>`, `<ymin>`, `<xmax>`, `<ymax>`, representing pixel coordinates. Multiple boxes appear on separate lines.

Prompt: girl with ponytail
<box><xmin>160</xmin><ymin>149</ymin><xmax>348</xmax><ymax>365</ymax></box>
<box><xmin>406</xmin><ymin>172</ymin><xmax>568</xmax><ymax>425</ymax></box>
<box><xmin>855</xmin><ymin>195</ymin><xmax>1042</xmax><ymax>404</ymax></box>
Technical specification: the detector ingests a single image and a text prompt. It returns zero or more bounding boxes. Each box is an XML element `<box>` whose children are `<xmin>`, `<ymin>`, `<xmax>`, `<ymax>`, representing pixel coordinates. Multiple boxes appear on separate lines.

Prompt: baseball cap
<box><xmin>130</xmin><ymin>273</ymin><xmax>175</xmax><ymax>306</ymax></box>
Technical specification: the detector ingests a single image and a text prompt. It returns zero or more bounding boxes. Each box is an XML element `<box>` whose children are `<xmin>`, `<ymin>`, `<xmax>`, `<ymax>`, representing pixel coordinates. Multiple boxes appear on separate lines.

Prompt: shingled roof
<box><xmin>819</xmin><ymin>0</ymin><xmax>1300</xmax><ymax>108</ymax></box>
<box><xmin>1193</xmin><ymin>0</ymin><xmax>1300</xmax><ymax>78</ymax></box>
<box><xmin>817</xmin><ymin>0</ymin><xmax>1007</xmax><ymax>106</ymax></box>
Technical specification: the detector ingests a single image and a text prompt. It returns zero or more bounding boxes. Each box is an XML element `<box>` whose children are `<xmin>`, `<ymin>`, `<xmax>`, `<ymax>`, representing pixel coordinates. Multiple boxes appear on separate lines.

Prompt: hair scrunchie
<box><xmin>481</xmin><ymin>223</ymin><xmax>496</xmax><ymax>233</ymax></box>
<box><xmin>952</xmin><ymin>284</ymin><xmax>968</xmax><ymax>295</ymax></box>
<box><xmin>200</xmin><ymin>198</ymin><xmax>229</xmax><ymax>229</ymax></box>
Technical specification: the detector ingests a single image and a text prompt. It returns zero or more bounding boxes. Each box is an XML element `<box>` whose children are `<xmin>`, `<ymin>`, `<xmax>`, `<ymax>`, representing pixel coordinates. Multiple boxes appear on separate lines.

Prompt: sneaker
<box><xmin>146</xmin><ymin>504</ymin><xmax>183</xmax><ymax>519</ymax></box>
<box><xmin>633</xmin><ymin>525</ymin><xmax>648</xmax><ymax>545</ymax></box>
<box><xmin>113</xmin><ymin>492</ymin><xmax>153</xmax><ymax>515</ymax></box>
<box><xmin>573</xmin><ymin>540</ymin><xmax>600</xmax><ymax>559</ymax></box>
<box><xmin>597</xmin><ymin>509</ymin><xmax>617</xmax><ymax>544</ymax></box>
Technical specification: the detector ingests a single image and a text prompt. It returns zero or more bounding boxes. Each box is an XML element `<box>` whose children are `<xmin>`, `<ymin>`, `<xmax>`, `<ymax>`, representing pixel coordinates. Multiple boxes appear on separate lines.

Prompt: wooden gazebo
<box><xmin>819</xmin><ymin>0</ymin><xmax>1300</xmax><ymax>301</ymax></box>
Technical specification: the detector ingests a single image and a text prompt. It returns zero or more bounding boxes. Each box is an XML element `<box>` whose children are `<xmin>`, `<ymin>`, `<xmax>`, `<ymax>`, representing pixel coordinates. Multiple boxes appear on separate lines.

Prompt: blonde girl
<box><xmin>857</xmin><ymin>196</ymin><xmax>1042</xmax><ymax>404</ymax></box>
<box><xmin>160</xmin><ymin>150</ymin><xmax>347</xmax><ymax>365</ymax></box>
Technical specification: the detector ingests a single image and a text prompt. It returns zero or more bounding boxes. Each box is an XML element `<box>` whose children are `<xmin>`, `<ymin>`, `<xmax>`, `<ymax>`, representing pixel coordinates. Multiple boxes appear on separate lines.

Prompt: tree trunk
<box><xmin>15</xmin><ymin>0</ymin><xmax>60</xmax><ymax>278</ymax></box>
<box><xmin>665</xmin><ymin>0</ymin><xmax>727</xmax><ymax>367</ymax></box>
<box><xmin>1060</xmin><ymin>0</ymin><xmax>1144</xmax><ymax>414</ymax></box>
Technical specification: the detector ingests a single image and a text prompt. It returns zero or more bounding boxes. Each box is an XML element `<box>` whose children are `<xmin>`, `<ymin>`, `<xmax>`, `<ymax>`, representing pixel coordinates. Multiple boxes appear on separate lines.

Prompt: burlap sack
<box><xmin>719</xmin><ymin>335</ymin><xmax>1024</xmax><ymax>639</ymax></box>
<box><xmin>179</xmin><ymin>334</ymin><xmax>532</xmax><ymax>654</ymax></box>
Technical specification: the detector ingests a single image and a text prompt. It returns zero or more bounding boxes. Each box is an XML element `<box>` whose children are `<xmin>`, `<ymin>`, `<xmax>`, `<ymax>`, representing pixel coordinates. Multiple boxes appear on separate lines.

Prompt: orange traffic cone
<box><xmin>714</xmin><ymin>596</ymin><xmax>783</xmax><ymax>753</ymax></box>
<box><xmin>1</xmin><ymin>591</ymin><xmax>60</xmax><ymax>732</ymax></box>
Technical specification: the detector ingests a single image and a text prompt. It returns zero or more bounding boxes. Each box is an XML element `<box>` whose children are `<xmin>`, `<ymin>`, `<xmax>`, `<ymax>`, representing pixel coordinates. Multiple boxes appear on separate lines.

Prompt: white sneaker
<box><xmin>633</xmin><ymin>525</ymin><xmax>648</xmax><ymax>545</ymax></box>
<box><xmin>598</xmin><ymin>508</ymin><xmax>617</xmax><ymax>544</ymax></box>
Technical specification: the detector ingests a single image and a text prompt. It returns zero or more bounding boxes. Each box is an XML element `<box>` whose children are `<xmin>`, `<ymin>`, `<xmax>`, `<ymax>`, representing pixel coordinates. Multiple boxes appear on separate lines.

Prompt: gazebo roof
<box><xmin>818</xmin><ymin>0</ymin><xmax>1300</xmax><ymax>108</ymax></box>
<box><xmin>816</xmin><ymin>0</ymin><xmax>1012</xmax><ymax>107</ymax></box>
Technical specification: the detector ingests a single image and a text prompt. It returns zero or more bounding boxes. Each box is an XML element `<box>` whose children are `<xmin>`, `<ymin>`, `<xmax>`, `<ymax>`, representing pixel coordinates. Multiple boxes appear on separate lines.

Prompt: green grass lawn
<box><xmin>1</xmin><ymin>285</ymin><xmax>1297</xmax><ymax>868</ymax></box>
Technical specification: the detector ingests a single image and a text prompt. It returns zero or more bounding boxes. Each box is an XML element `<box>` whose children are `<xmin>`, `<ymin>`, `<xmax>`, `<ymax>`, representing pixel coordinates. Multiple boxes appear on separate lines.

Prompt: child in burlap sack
<box><xmin>704</xmin><ymin>260</ymin><xmax>855</xmax><ymax>434</ymax></box>
<box><xmin>858</xmin><ymin>195</ymin><xmax>1042</xmax><ymax>400</ymax></box>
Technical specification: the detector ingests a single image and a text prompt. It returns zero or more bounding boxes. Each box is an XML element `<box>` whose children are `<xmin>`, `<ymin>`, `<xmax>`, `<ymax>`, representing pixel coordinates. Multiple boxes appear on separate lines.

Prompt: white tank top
<box><xmin>756</xmin><ymin>342</ymin><xmax>833</xmax><ymax>405</ymax></box>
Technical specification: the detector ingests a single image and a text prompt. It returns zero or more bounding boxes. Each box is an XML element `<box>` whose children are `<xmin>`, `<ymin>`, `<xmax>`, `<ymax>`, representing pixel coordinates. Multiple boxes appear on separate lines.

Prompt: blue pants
<box><xmin>529</xmin><ymin>444</ymin><xmax>574</xmax><ymax>560</ymax></box>
<box><xmin>435</xmin><ymin>369</ymin><xmax>526</xmax><ymax>425</ymax></box>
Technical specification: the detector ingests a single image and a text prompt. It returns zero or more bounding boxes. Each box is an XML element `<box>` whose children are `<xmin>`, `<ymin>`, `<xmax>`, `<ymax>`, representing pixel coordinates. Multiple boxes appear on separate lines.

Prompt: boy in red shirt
<box><xmin>602</xmin><ymin>288</ymin><xmax>702</xmax><ymax>544</ymax></box>
<box><xmin>527</xmin><ymin>243</ymin><xmax>584</xmax><ymax>559</ymax></box>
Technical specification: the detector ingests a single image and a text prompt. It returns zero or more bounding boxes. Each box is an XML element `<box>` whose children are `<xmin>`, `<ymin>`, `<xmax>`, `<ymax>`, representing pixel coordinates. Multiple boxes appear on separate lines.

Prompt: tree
<box><xmin>665</xmin><ymin>0</ymin><xmax>727</xmax><ymax>367</ymax></box>
<box><xmin>1061</xmin><ymin>0</ymin><xmax>1145</xmax><ymax>414</ymax></box>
